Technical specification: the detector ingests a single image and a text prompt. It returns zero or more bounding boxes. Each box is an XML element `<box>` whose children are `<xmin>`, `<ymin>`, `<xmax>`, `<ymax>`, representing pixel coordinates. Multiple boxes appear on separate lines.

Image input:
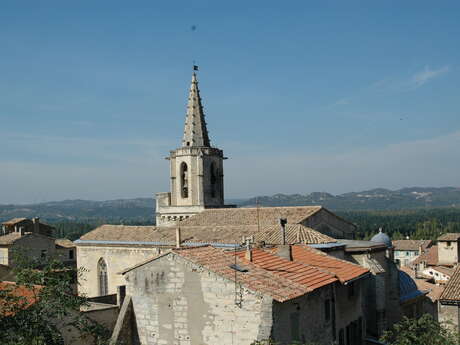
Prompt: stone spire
<box><xmin>182</xmin><ymin>72</ymin><xmax>211</xmax><ymax>147</ymax></box>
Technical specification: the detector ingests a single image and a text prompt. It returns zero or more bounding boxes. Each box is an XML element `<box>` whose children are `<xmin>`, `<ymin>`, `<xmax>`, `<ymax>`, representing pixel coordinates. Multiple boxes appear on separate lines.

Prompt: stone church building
<box><xmin>76</xmin><ymin>71</ymin><xmax>357</xmax><ymax>298</ymax></box>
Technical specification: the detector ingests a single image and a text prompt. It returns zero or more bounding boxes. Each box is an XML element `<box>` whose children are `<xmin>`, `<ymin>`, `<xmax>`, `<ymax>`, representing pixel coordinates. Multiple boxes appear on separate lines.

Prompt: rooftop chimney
<box><xmin>279</xmin><ymin>218</ymin><xmax>287</xmax><ymax>245</ymax></box>
<box><xmin>175</xmin><ymin>226</ymin><xmax>181</xmax><ymax>249</ymax></box>
<box><xmin>32</xmin><ymin>217</ymin><xmax>40</xmax><ymax>233</ymax></box>
<box><xmin>244</xmin><ymin>237</ymin><xmax>253</xmax><ymax>262</ymax></box>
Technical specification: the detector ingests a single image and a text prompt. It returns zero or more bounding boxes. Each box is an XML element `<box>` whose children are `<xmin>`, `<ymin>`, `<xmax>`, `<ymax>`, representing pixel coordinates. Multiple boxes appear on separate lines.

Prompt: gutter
<box><xmin>74</xmin><ymin>239</ymin><xmax>241</xmax><ymax>249</ymax></box>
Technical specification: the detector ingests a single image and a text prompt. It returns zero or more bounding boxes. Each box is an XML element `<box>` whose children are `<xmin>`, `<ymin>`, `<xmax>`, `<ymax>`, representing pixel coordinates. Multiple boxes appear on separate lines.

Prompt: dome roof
<box><xmin>399</xmin><ymin>270</ymin><xmax>426</xmax><ymax>303</ymax></box>
<box><xmin>370</xmin><ymin>228</ymin><xmax>392</xmax><ymax>247</ymax></box>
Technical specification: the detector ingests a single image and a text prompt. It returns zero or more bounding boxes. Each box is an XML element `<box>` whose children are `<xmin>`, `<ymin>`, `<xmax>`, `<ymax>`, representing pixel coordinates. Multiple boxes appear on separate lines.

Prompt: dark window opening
<box><xmin>290</xmin><ymin>312</ymin><xmax>300</xmax><ymax>342</ymax></box>
<box><xmin>40</xmin><ymin>250</ymin><xmax>47</xmax><ymax>259</ymax></box>
<box><xmin>348</xmin><ymin>282</ymin><xmax>355</xmax><ymax>299</ymax></box>
<box><xmin>210</xmin><ymin>162</ymin><xmax>217</xmax><ymax>198</ymax></box>
<box><xmin>338</xmin><ymin>329</ymin><xmax>344</xmax><ymax>345</ymax></box>
<box><xmin>180</xmin><ymin>162</ymin><xmax>188</xmax><ymax>198</ymax></box>
<box><xmin>69</xmin><ymin>249</ymin><xmax>74</xmax><ymax>260</ymax></box>
<box><xmin>186</xmin><ymin>141</ymin><xmax>190</xmax><ymax>146</ymax></box>
<box><xmin>325</xmin><ymin>299</ymin><xmax>331</xmax><ymax>321</ymax></box>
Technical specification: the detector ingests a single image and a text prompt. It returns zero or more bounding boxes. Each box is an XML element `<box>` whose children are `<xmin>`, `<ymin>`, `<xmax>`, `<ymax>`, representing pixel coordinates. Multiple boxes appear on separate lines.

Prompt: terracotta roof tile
<box><xmin>0</xmin><ymin>232</ymin><xmax>23</xmax><ymax>245</ymax></box>
<box><xmin>178</xmin><ymin>206</ymin><xmax>323</xmax><ymax>227</ymax></box>
<box><xmin>2</xmin><ymin>218</ymin><xmax>28</xmax><ymax>226</ymax></box>
<box><xmin>438</xmin><ymin>233</ymin><xmax>460</xmax><ymax>241</ymax></box>
<box><xmin>0</xmin><ymin>281</ymin><xmax>42</xmax><ymax>315</ymax></box>
<box><xmin>173</xmin><ymin>246</ymin><xmax>319</xmax><ymax>302</ymax></box>
<box><xmin>55</xmin><ymin>238</ymin><xmax>75</xmax><ymax>248</ymax></box>
<box><xmin>440</xmin><ymin>265</ymin><xmax>460</xmax><ymax>303</ymax></box>
<box><xmin>392</xmin><ymin>240</ymin><xmax>432</xmax><ymax>251</ymax></box>
<box><xmin>412</xmin><ymin>245</ymin><xmax>438</xmax><ymax>266</ymax></box>
<box><xmin>277</xmin><ymin>245</ymin><xmax>368</xmax><ymax>283</ymax></box>
<box><xmin>78</xmin><ymin>223</ymin><xmax>335</xmax><ymax>245</ymax></box>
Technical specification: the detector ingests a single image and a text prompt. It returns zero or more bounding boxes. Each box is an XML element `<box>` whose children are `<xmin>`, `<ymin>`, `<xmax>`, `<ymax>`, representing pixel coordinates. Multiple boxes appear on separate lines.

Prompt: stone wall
<box><xmin>125</xmin><ymin>253</ymin><xmax>273</xmax><ymax>345</ymax></box>
<box><xmin>302</xmin><ymin>209</ymin><xmax>355</xmax><ymax>239</ymax></box>
<box><xmin>77</xmin><ymin>245</ymin><xmax>161</xmax><ymax>297</ymax></box>
<box><xmin>12</xmin><ymin>233</ymin><xmax>57</xmax><ymax>266</ymax></box>
<box><xmin>438</xmin><ymin>303</ymin><xmax>460</xmax><ymax>333</ymax></box>
<box><xmin>271</xmin><ymin>288</ymin><xmax>334</xmax><ymax>345</ymax></box>
<box><xmin>438</xmin><ymin>241</ymin><xmax>460</xmax><ymax>266</ymax></box>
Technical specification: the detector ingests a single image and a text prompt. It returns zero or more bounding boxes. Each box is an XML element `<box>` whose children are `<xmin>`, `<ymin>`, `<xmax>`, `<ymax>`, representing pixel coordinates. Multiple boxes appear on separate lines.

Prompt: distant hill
<box><xmin>0</xmin><ymin>198</ymin><xmax>154</xmax><ymax>224</ymax></box>
<box><xmin>240</xmin><ymin>187</ymin><xmax>460</xmax><ymax>210</ymax></box>
<box><xmin>1</xmin><ymin>187</ymin><xmax>460</xmax><ymax>224</ymax></box>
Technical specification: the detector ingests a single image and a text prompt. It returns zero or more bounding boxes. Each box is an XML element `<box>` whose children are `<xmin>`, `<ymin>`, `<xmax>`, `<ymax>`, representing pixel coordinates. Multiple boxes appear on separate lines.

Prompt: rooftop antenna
<box><xmin>256</xmin><ymin>197</ymin><xmax>261</xmax><ymax>232</ymax></box>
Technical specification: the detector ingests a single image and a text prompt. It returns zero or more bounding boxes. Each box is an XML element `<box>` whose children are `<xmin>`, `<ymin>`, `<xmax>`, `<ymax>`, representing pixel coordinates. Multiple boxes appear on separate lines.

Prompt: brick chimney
<box><xmin>32</xmin><ymin>217</ymin><xmax>40</xmax><ymax>233</ymax></box>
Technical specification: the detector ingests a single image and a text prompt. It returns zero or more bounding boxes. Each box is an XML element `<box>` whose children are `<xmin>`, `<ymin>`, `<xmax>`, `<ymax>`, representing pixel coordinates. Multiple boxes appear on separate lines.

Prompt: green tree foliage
<box><xmin>337</xmin><ymin>208</ymin><xmax>460</xmax><ymax>240</ymax></box>
<box><xmin>381</xmin><ymin>314</ymin><xmax>459</xmax><ymax>345</ymax></box>
<box><xmin>0</xmin><ymin>251</ymin><xmax>110</xmax><ymax>345</ymax></box>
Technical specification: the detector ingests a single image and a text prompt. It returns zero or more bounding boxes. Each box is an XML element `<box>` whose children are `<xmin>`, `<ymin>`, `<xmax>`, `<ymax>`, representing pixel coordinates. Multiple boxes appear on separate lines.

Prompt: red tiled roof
<box><xmin>392</xmin><ymin>240</ymin><xmax>432</xmax><ymax>252</ymax></box>
<box><xmin>289</xmin><ymin>245</ymin><xmax>369</xmax><ymax>283</ymax></box>
<box><xmin>234</xmin><ymin>248</ymin><xmax>338</xmax><ymax>291</ymax></box>
<box><xmin>412</xmin><ymin>245</ymin><xmax>438</xmax><ymax>266</ymax></box>
<box><xmin>0</xmin><ymin>281</ymin><xmax>42</xmax><ymax>316</ymax></box>
<box><xmin>174</xmin><ymin>246</ymin><xmax>314</xmax><ymax>302</ymax></box>
<box><xmin>440</xmin><ymin>265</ymin><xmax>460</xmax><ymax>303</ymax></box>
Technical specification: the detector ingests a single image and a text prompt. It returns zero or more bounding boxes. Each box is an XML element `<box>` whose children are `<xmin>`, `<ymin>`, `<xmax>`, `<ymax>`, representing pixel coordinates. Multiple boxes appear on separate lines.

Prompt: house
<box><xmin>437</xmin><ymin>233</ymin><xmax>460</xmax><ymax>266</ymax></box>
<box><xmin>55</xmin><ymin>238</ymin><xmax>76</xmax><ymax>265</ymax></box>
<box><xmin>392</xmin><ymin>240</ymin><xmax>432</xmax><ymax>266</ymax></box>
<box><xmin>339</xmin><ymin>235</ymin><xmax>401</xmax><ymax>339</ymax></box>
<box><xmin>0</xmin><ymin>231</ymin><xmax>57</xmax><ymax>266</ymax></box>
<box><xmin>111</xmin><ymin>245</ymin><xmax>369</xmax><ymax>345</ymax></box>
<box><xmin>1</xmin><ymin>217</ymin><xmax>54</xmax><ymax>237</ymax></box>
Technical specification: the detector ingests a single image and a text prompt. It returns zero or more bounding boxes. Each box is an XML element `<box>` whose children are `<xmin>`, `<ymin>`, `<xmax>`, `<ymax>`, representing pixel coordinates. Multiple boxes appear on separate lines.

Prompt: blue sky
<box><xmin>1</xmin><ymin>1</ymin><xmax>460</xmax><ymax>203</ymax></box>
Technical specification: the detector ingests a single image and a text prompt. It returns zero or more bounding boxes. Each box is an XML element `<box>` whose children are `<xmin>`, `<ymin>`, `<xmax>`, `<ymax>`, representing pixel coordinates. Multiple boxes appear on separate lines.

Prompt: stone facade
<box><xmin>344</xmin><ymin>245</ymin><xmax>401</xmax><ymax>338</ymax></box>
<box><xmin>77</xmin><ymin>245</ymin><xmax>164</xmax><ymax>297</ymax></box>
<box><xmin>300</xmin><ymin>208</ymin><xmax>356</xmax><ymax>239</ymax></box>
<box><xmin>438</xmin><ymin>239</ymin><xmax>460</xmax><ymax>266</ymax></box>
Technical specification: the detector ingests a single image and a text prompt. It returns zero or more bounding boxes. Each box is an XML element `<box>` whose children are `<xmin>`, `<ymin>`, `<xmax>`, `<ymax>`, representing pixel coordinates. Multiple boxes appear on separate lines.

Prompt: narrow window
<box><xmin>210</xmin><ymin>162</ymin><xmax>217</xmax><ymax>198</ymax></box>
<box><xmin>180</xmin><ymin>162</ymin><xmax>188</xmax><ymax>198</ymax></box>
<box><xmin>40</xmin><ymin>250</ymin><xmax>47</xmax><ymax>259</ymax></box>
<box><xmin>290</xmin><ymin>312</ymin><xmax>300</xmax><ymax>342</ymax></box>
<box><xmin>348</xmin><ymin>282</ymin><xmax>355</xmax><ymax>299</ymax></box>
<box><xmin>338</xmin><ymin>329</ymin><xmax>344</xmax><ymax>345</ymax></box>
<box><xmin>69</xmin><ymin>249</ymin><xmax>74</xmax><ymax>260</ymax></box>
<box><xmin>98</xmin><ymin>258</ymin><xmax>108</xmax><ymax>296</ymax></box>
<box><xmin>325</xmin><ymin>299</ymin><xmax>331</xmax><ymax>321</ymax></box>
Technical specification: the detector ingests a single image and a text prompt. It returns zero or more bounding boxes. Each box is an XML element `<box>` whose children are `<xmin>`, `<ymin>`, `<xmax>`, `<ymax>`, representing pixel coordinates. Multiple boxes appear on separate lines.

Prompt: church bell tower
<box><xmin>155</xmin><ymin>70</ymin><xmax>227</xmax><ymax>226</ymax></box>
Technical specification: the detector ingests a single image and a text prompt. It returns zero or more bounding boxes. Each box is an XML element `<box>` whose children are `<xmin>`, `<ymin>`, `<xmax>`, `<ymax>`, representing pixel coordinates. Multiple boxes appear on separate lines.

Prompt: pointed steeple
<box><xmin>182</xmin><ymin>72</ymin><xmax>211</xmax><ymax>147</ymax></box>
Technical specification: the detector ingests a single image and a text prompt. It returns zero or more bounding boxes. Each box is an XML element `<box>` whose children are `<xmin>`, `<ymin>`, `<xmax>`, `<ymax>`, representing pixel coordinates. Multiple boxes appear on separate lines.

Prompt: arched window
<box><xmin>98</xmin><ymin>258</ymin><xmax>108</xmax><ymax>296</ymax></box>
<box><xmin>180</xmin><ymin>162</ymin><xmax>188</xmax><ymax>198</ymax></box>
<box><xmin>210</xmin><ymin>162</ymin><xmax>217</xmax><ymax>198</ymax></box>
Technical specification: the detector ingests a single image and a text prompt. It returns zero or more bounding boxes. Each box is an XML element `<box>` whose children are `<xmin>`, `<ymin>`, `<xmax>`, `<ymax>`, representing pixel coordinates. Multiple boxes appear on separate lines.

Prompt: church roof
<box><xmin>77</xmin><ymin>223</ymin><xmax>336</xmax><ymax>246</ymax></box>
<box><xmin>182</xmin><ymin>72</ymin><xmax>210</xmax><ymax>147</ymax></box>
<box><xmin>178</xmin><ymin>206</ymin><xmax>324</xmax><ymax>227</ymax></box>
